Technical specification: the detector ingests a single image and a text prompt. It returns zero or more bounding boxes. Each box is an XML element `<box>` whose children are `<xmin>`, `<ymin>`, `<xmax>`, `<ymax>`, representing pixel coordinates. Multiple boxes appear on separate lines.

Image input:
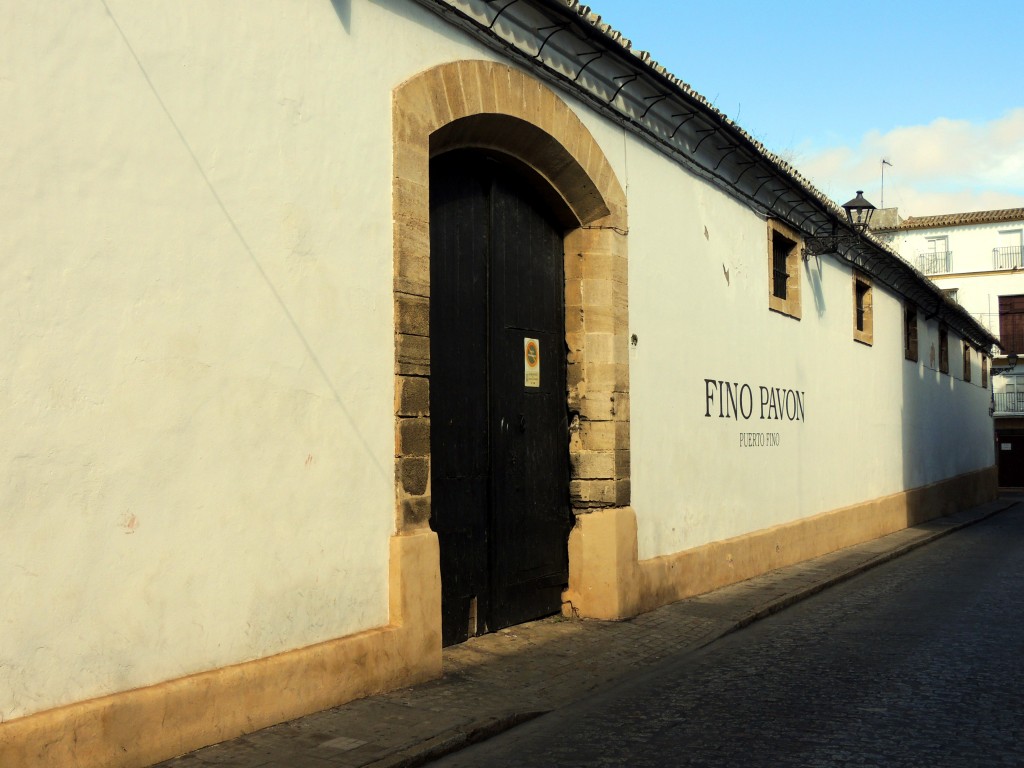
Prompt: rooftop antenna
<box><xmin>881</xmin><ymin>158</ymin><xmax>892</xmax><ymax>208</ymax></box>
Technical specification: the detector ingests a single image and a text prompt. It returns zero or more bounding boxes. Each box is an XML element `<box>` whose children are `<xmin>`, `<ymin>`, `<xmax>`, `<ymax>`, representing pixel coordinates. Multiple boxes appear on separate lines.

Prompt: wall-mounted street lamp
<box><xmin>803</xmin><ymin>190</ymin><xmax>877</xmax><ymax>260</ymax></box>
<box><xmin>994</xmin><ymin>352</ymin><xmax>1020</xmax><ymax>371</ymax></box>
<box><xmin>842</xmin><ymin>190</ymin><xmax>877</xmax><ymax>233</ymax></box>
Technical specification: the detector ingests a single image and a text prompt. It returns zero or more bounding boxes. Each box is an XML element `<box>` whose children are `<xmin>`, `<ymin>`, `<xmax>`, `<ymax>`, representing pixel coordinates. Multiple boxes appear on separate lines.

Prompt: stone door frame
<box><xmin>391</xmin><ymin>59</ymin><xmax>630</xmax><ymax>622</ymax></box>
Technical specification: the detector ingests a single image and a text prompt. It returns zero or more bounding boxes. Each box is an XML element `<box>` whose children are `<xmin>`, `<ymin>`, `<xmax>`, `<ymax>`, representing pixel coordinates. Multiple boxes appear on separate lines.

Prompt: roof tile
<box><xmin>895</xmin><ymin>208</ymin><xmax>1024</xmax><ymax>231</ymax></box>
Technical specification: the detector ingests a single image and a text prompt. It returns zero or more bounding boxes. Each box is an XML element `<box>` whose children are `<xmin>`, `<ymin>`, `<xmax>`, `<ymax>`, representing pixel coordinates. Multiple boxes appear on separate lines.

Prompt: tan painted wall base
<box><xmin>4</xmin><ymin>467</ymin><xmax>998</xmax><ymax>767</ymax></box>
<box><xmin>564</xmin><ymin>466</ymin><xmax>998</xmax><ymax>620</ymax></box>
<box><xmin>0</xmin><ymin>531</ymin><xmax>442</xmax><ymax>768</ymax></box>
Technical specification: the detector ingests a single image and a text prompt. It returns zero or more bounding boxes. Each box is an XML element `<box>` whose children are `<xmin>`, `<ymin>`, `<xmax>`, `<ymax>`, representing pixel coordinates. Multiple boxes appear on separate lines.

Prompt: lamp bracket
<box><xmin>802</xmin><ymin>234</ymin><xmax>839</xmax><ymax>259</ymax></box>
<box><xmin>802</xmin><ymin>230</ymin><xmax>860</xmax><ymax>260</ymax></box>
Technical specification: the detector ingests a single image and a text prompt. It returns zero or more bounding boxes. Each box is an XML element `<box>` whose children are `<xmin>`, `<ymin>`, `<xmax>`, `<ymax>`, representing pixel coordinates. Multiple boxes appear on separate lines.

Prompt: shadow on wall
<box><xmin>330</xmin><ymin>0</ymin><xmax>350</xmax><ymax>30</ymax></box>
<box><xmin>804</xmin><ymin>254</ymin><xmax>826</xmax><ymax>318</ymax></box>
<box><xmin>902</xmin><ymin>356</ymin><xmax>932</xmax><ymax>526</ymax></box>
<box><xmin>901</xmin><ymin>329</ymin><xmax>995</xmax><ymax>526</ymax></box>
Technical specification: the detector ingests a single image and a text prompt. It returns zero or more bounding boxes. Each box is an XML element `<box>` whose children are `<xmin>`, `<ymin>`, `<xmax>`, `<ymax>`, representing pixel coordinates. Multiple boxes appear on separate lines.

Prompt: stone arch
<box><xmin>392</xmin><ymin>60</ymin><xmax>629</xmax><ymax>540</ymax></box>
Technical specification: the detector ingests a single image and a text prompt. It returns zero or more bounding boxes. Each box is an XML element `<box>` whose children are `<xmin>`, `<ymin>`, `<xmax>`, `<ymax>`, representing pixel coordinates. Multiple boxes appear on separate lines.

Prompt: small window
<box><xmin>904</xmin><ymin>304</ymin><xmax>918</xmax><ymax>362</ymax></box>
<box><xmin>941</xmin><ymin>288</ymin><xmax>959</xmax><ymax>304</ymax></box>
<box><xmin>768</xmin><ymin>220</ymin><xmax>801</xmax><ymax>319</ymax></box>
<box><xmin>939</xmin><ymin>326</ymin><xmax>949</xmax><ymax>374</ymax></box>
<box><xmin>982</xmin><ymin>355</ymin><xmax>989</xmax><ymax>389</ymax></box>
<box><xmin>853</xmin><ymin>273</ymin><xmax>873</xmax><ymax>345</ymax></box>
<box><xmin>963</xmin><ymin>343</ymin><xmax>972</xmax><ymax>382</ymax></box>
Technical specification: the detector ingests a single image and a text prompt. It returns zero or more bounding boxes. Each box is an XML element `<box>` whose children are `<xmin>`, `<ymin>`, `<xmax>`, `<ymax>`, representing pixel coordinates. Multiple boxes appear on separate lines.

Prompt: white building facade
<box><xmin>0</xmin><ymin>2</ymin><xmax>999</xmax><ymax>766</ymax></box>
<box><xmin>873</xmin><ymin>208</ymin><xmax>1024</xmax><ymax>485</ymax></box>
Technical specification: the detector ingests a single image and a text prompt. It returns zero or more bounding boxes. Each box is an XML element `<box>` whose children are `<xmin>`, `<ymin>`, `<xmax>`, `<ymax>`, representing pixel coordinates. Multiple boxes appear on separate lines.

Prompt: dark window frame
<box><xmin>853</xmin><ymin>272</ymin><xmax>873</xmax><ymax>345</ymax></box>
<box><xmin>767</xmin><ymin>220</ymin><xmax>802</xmax><ymax>320</ymax></box>
<box><xmin>904</xmin><ymin>304</ymin><xmax>919</xmax><ymax>362</ymax></box>
<box><xmin>998</xmin><ymin>294</ymin><xmax>1024</xmax><ymax>355</ymax></box>
<box><xmin>939</xmin><ymin>325</ymin><xmax>949</xmax><ymax>374</ymax></box>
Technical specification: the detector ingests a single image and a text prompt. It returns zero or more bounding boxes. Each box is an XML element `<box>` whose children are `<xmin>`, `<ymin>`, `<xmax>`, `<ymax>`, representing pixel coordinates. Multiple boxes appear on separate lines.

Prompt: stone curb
<box><xmin>380</xmin><ymin>499</ymin><xmax>1019</xmax><ymax>768</ymax></box>
<box><xmin>366</xmin><ymin>712</ymin><xmax>546</xmax><ymax>768</ymax></box>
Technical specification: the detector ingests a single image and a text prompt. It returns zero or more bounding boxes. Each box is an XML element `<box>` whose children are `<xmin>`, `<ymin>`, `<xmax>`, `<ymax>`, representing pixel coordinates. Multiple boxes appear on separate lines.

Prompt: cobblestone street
<box><xmin>433</xmin><ymin>502</ymin><xmax>1024</xmax><ymax>767</ymax></box>
<box><xmin>153</xmin><ymin>498</ymin><xmax>1018</xmax><ymax>768</ymax></box>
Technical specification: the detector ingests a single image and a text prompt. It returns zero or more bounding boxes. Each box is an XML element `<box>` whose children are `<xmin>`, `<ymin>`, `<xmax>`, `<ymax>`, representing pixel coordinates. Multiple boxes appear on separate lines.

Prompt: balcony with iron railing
<box><xmin>993</xmin><ymin>246</ymin><xmax>1023</xmax><ymax>271</ymax></box>
<box><xmin>916</xmin><ymin>250</ymin><xmax>952</xmax><ymax>275</ymax></box>
<box><xmin>993</xmin><ymin>391</ymin><xmax>1024</xmax><ymax>415</ymax></box>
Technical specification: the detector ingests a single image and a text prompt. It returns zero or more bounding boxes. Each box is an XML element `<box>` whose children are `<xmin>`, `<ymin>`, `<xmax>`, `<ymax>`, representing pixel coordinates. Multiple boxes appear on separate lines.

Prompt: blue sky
<box><xmin>588</xmin><ymin>0</ymin><xmax>1024</xmax><ymax>216</ymax></box>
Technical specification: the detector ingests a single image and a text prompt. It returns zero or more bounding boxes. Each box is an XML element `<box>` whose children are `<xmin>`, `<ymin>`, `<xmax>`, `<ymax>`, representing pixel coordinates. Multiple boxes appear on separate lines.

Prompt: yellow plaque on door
<box><xmin>524</xmin><ymin>338</ymin><xmax>540</xmax><ymax>388</ymax></box>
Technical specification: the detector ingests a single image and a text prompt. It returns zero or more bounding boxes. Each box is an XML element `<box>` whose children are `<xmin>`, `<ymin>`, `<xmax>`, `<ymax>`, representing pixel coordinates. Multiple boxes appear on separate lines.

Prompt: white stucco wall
<box><xmin>1</xmin><ymin>0</ymin><xmax>996</xmax><ymax>722</ymax></box>
<box><xmin>0</xmin><ymin>0</ymin><xmax>509</xmax><ymax>721</ymax></box>
<box><xmin>602</xmin><ymin>132</ymin><xmax>995</xmax><ymax>560</ymax></box>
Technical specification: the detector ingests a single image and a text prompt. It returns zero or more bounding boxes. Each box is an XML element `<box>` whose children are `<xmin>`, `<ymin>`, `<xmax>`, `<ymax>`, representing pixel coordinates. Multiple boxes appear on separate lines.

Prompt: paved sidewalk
<box><xmin>154</xmin><ymin>496</ymin><xmax>1020</xmax><ymax>768</ymax></box>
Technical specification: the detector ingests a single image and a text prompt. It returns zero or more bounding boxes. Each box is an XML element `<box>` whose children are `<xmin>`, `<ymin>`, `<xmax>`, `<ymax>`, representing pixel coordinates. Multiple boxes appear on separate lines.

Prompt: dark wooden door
<box><xmin>430</xmin><ymin>150</ymin><xmax>572</xmax><ymax>646</ymax></box>
<box><xmin>997</xmin><ymin>431</ymin><xmax>1024</xmax><ymax>487</ymax></box>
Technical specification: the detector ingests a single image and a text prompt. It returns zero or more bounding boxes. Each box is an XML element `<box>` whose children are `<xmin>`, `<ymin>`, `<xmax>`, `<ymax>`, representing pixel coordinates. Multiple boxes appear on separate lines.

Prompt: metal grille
<box><xmin>855</xmin><ymin>281</ymin><xmax>870</xmax><ymax>332</ymax></box>
<box><xmin>994</xmin><ymin>392</ymin><xmax>1024</xmax><ymax>414</ymax></box>
<box><xmin>994</xmin><ymin>246</ymin><xmax>1023</xmax><ymax>270</ymax></box>
<box><xmin>772</xmin><ymin>245</ymin><xmax>789</xmax><ymax>300</ymax></box>
<box><xmin>916</xmin><ymin>250</ymin><xmax>952</xmax><ymax>275</ymax></box>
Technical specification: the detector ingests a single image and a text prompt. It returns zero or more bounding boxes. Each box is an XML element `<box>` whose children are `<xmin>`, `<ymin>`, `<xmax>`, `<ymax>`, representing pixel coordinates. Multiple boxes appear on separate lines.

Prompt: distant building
<box><xmin>872</xmin><ymin>207</ymin><xmax>1024</xmax><ymax>485</ymax></box>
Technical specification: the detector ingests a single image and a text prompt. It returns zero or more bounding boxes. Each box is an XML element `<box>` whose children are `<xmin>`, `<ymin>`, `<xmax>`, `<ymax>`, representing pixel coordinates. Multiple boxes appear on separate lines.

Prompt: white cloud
<box><xmin>793</xmin><ymin>109</ymin><xmax>1024</xmax><ymax>217</ymax></box>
